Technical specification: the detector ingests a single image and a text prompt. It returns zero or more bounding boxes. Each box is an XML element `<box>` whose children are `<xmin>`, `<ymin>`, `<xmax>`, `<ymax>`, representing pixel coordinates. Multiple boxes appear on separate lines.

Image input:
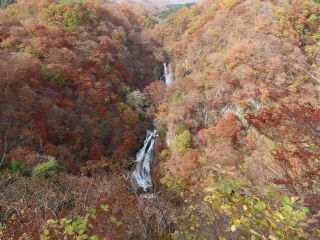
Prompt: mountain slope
<box><xmin>0</xmin><ymin>0</ymin><xmax>319</xmax><ymax>239</ymax></box>
<box><xmin>152</xmin><ymin>0</ymin><xmax>320</xmax><ymax>238</ymax></box>
<box><xmin>0</xmin><ymin>1</ymin><xmax>164</xmax><ymax>238</ymax></box>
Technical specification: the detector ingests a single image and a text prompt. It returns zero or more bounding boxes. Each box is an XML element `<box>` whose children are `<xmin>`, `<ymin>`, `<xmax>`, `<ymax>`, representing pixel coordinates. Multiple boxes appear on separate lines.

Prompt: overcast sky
<box><xmin>160</xmin><ymin>0</ymin><xmax>198</xmax><ymax>3</ymax></box>
<box><xmin>123</xmin><ymin>0</ymin><xmax>199</xmax><ymax>4</ymax></box>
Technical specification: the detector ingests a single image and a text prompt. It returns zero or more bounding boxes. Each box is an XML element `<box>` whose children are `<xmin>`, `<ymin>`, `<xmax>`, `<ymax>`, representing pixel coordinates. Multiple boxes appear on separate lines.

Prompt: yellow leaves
<box><xmin>220</xmin><ymin>204</ymin><xmax>232</xmax><ymax>214</ymax></box>
<box><xmin>273</xmin><ymin>6</ymin><xmax>291</xmax><ymax>34</ymax></box>
<box><xmin>260</xmin><ymin>88</ymin><xmax>270</xmax><ymax>100</ymax></box>
<box><xmin>100</xmin><ymin>204</ymin><xmax>109</xmax><ymax>212</ymax></box>
<box><xmin>273</xmin><ymin>7</ymin><xmax>287</xmax><ymax>20</ymax></box>
<box><xmin>253</xmin><ymin>201</ymin><xmax>267</xmax><ymax>212</ymax></box>
<box><xmin>109</xmin><ymin>216</ymin><xmax>122</xmax><ymax>227</ymax></box>
<box><xmin>219</xmin><ymin>0</ymin><xmax>240</xmax><ymax>11</ymax></box>
<box><xmin>111</xmin><ymin>27</ymin><xmax>126</xmax><ymax>44</ymax></box>
<box><xmin>255</xmin><ymin>18</ymin><xmax>268</xmax><ymax>32</ymax></box>
<box><xmin>224</xmin><ymin>43</ymin><xmax>254</xmax><ymax>68</ymax></box>
<box><xmin>288</xmin><ymin>82</ymin><xmax>299</xmax><ymax>93</ymax></box>
<box><xmin>225</xmin><ymin>63</ymin><xmax>234</xmax><ymax>72</ymax></box>
<box><xmin>3</xmin><ymin>3</ymin><xmax>35</xmax><ymax>21</ymax></box>
<box><xmin>274</xmin><ymin>211</ymin><xmax>284</xmax><ymax>221</ymax></box>
<box><xmin>161</xmin><ymin>149</ymin><xmax>170</xmax><ymax>157</ymax></box>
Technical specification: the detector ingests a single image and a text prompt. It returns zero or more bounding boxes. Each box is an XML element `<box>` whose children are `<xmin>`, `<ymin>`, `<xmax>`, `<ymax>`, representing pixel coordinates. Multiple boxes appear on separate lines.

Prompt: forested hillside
<box><xmin>153</xmin><ymin>0</ymin><xmax>320</xmax><ymax>239</ymax></box>
<box><xmin>0</xmin><ymin>0</ymin><xmax>320</xmax><ymax>239</ymax></box>
<box><xmin>0</xmin><ymin>0</ymin><xmax>165</xmax><ymax>239</ymax></box>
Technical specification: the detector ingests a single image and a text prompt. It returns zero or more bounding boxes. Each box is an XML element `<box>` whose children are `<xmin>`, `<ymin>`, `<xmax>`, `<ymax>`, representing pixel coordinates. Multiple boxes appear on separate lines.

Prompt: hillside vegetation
<box><xmin>0</xmin><ymin>0</ymin><xmax>165</xmax><ymax>239</ymax></box>
<box><xmin>0</xmin><ymin>0</ymin><xmax>319</xmax><ymax>239</ymax></box>
<box><xmin>153</xmin><ymin>0</ymin><xmax>320</xmax><ymax>239</ymax></box>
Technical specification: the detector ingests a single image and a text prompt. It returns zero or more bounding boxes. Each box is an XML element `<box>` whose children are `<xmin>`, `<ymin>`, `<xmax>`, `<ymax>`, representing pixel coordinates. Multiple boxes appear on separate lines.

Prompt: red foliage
<box><xmin>113</xmin><ymin>132</ymin><xmax>138</xmax><ymax>159</ymax></box>
<box><xmin>243</xmin><ymin>133</ymin><xmax>256</xmax><ymax>151</ymax></box>
<box><xmin>144</xmin><ymin>81</ymin><xmax>167</xmax><ymax>104</ymax></box>
<box><xmin>248</xmin><ymin>103</ymin><xmax>320</xmax><ymax>198</ymax></box>
<box><xmin>167</xmin><ymin>149</ymin><xmax>200</xmax><ymax>177</ymax></box>
<box><xmin>197</xmin><ymin>128</ymin><xmax>207</xmax><ymax>145</ymax></box>
<box><xmin>205</xmin><ymin>113</ymin><xmax>241</xmax><ymax>167</ymax></box>
<box><xmin>206</xmin><ymin>113</ymin><xmax>241</xmax><ymax>141</ymax></box>
<box><xmin>114</xmin><ymin>63</ymin><xmax>134</xmax><ymax>83</ymax></box>
<box><xmin>89</xmin><ymin>143</ymin><xmax>106</xmax><ymax>160</ymax></box>
<box><xmin>58</xmin><ymin>98</ymin><xmax>76</xmax><ymax>110</ymax></box>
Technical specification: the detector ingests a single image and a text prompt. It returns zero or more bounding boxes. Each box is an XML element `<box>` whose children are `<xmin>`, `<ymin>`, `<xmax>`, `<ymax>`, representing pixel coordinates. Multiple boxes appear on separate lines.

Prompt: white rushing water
<box><xmin>162</xmin><ymin>62</ymin><xmax>174</xmax><ymax>85</ymax></box>
<box><xmin>131</xmin><ymin>63</ymin><xmax>172</xmax><ymax>194</ymax></box>
<box><xmin>131</xmin><ymin>130</ymin><xmax>158</xmax><ymax>192</ymax></box>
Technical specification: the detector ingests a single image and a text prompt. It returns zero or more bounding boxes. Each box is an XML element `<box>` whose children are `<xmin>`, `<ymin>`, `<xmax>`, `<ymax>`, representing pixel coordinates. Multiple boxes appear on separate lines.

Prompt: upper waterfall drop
<box><xmin>161</xmin><ymin>62</ymin><xmax>174</xmax><ymax>85</ymax></box>
<box><xmin>131</xmin><ymin>130</ymin><xmax>158</xmax><ymax>192</ymax></box>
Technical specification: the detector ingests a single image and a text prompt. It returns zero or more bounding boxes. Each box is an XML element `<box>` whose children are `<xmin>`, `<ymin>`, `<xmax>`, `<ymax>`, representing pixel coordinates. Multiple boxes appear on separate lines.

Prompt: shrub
<box><xmin>41</xmin><ymin>3</ymin><xmax>96</xmax><ymax>28</ymax></box>
<box><xmin>171</xmin><ymin>90</ymin><xmax>182</xmax><ymax>102</ymax></box>
<box><xmin>204</xmin><ymin>179</ymin><xmax>312</xmax><ymax>239</ymax></box>
<box><xmin>10</xmin><ymin>158</ymin><xmax>24</xmax><ymax>172</ymax></box>
<box><xmin>40</xmin><ymin>208</ymin><xmax>98</xmax><ymax>240</ymax></box>
<box><xmin>160</xmin><ymin>174</ymin><xmax>185</xmax><ymax>204</ymax></box>
<box><xmin>33</xmin><ymin>158</ymin><xmax>59</xmax><ymax>178</ymax></box>
<box><xmin>42</xmin><ymin>65</ymin><xmax>67</xmax><ymax>85</ymax></box>
<box><xmin>143</xmin><ymin>15</ymin><xmax>157</xmax><ymax>29</ymax></box>
<box><xmin>2</xmin><ymin>2</ymin><xmax>36</xmax><ymax>20</ymax></box>
<box><xmin>307</xmin><ymin>14</ymin><xmax>318</xmax><ymax>23</ymax></box>
<box><xmin>313</xmin><ymin>29</ymin><xmax>320</xmax><ymax>42</ymax></box>
<box><xmin>172</xmin><ymin>130</ymin><xmax>192</xmax><ymax>154</ymax></box>
<box><xmin>176</xmin><ymin>119</ymin><xmax>188</xmax><ymax>133</ymax></box>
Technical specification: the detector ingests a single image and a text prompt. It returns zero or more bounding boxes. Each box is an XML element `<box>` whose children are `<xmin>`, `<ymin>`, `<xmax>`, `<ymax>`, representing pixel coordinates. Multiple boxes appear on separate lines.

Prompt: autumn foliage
<box><xmin>1</xmin><ymin>0</ymin><xmax>320</xmax><ymax>239</ymax></box>
<box><xmin>0</xmin><ymin>0</ymin><xmax>162</xmax><ymax>239</ymax></box>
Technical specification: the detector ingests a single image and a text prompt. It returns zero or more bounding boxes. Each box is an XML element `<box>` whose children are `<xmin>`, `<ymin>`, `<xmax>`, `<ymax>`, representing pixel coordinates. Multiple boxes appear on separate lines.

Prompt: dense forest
<box><xmin>0</xmin><ymin>0</ymin><xmax>319</xmax><ymax>239</ymax></box>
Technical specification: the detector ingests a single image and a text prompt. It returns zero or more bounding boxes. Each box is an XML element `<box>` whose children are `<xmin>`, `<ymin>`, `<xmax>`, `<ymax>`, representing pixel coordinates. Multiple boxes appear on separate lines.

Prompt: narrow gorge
<box><xmin>131</xmin><ymin>62</ymin><xmax>174</xmax><ymax>195</ymax></box>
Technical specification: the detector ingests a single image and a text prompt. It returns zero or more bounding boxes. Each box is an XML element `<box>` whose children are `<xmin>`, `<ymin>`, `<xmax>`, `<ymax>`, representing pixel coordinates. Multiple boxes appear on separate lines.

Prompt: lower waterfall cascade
<box><xmin>131</xmin><ymin>130</ymin><xmax>158</xmax><ymax>193</ymax></box>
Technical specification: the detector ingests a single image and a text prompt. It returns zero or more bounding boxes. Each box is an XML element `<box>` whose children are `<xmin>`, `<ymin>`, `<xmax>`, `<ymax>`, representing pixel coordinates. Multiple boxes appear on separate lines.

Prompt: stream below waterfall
<box><xmin>131</xmin><ymin>63</ymin><xmax>173</xmax><ymax>195</ymax></box>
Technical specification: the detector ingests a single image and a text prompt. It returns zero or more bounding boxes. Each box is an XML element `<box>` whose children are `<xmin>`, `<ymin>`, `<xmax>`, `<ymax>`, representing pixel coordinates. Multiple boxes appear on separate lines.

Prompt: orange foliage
<box><xmin>248</xmin><ymin>103</ymin><xmax>320</xmax><ymax>198</ymax></box>
<box><xmin>166</xmin><ymin>149</ymin><xmax>200</xmax><ymax>177</ymax></box>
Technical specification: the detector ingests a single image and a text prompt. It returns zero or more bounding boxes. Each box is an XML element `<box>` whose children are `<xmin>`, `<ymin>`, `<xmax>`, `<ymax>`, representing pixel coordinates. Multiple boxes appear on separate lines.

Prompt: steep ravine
<box><xmin>131</xmin><ymin>62</ymin><xmax>173</xmax><ymax>195</ymax></box>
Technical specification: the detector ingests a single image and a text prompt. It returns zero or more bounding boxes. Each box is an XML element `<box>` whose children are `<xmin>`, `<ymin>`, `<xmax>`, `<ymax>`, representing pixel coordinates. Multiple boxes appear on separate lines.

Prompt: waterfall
<box><xmin>131</xmin><ymin>62</ymin><xmax>171</xmax><ymax>195</ymax></box>
<box><xmin>131</xmin><ymin>130</ymin><xmax>158</xmax><ymax>192</ymax></box>
<box><xmin>161</xmin><ymin>62</ymin><xmax>174</xmax><ymax>85</ymax></box>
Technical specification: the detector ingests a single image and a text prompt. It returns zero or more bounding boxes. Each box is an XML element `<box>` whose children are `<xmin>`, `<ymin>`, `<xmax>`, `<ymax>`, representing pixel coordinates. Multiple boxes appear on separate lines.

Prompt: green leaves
<box><xmin>217</xmin><ymin>182</ymin><xmax>234</xmax><ymax>195</ymax></box>
<box><xmin>100</xmin><ymin>204</ymin><xmax>109</xmax><ymax>212</ymax></box>
<box><xmin>41</xmin><ymin>208</ymin><xmax>97</xmax><ymax>239</ymax></box>
<box><xmin>282</xmin><ymin>196</ymin><xmax>293</xmax><ymax>206</ymax></box>
<box><xmin>203</xmin><ymin>179</ymin><xmax>313</xmax><ymax>239</ymax></box>
<box><xmin>42</xmin><ymin>65</ymin><xmax>67</xmax><ymax>85</ymax></box>
<box><xmin>171</xmin><ymin>90</ymin><xmax>182</xmax><ymax>102</ymax></box>
<box><xmin>42</xmin><ymin>2</ymin><xmax>96</xmax><ymax>28</ymax></box>
<box><xmin>10</xmin><ymin>158</ymin><xmax>24</xmax><ymax>172</ymax></box>
<box><xmin>172</xmin><ymin>130</ymin><xmax>192</xmax><ymax>154</ymax></box>
<box><xmin>33</xmin><ymin>158</ymin><xmax>59</xmax><ymax>178</ymax></box>
<box><xmin>253</xmin><ymin>202</ymin><xmax>266</xmax><ymax>212</ymax></box>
